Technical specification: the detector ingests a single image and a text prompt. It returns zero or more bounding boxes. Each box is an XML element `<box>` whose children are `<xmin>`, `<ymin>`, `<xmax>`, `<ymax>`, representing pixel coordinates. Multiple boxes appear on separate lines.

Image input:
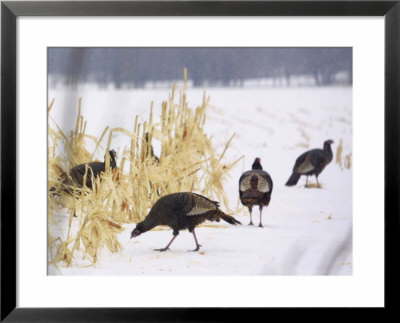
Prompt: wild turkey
<box><xmin>50</xmin><ymin>149</ymin><xmax>117</xmax><ymax>194</ymax></box>
<box><xmin>239</xmin><ymin>158</ymin><xmax>273</xmax><ymax>227</ymax></box>
<box><xmin>130</xmin><ymin>192</ymin><xmax>241</xmax><ymax>252</ymax></box>
<box><xmin>285</xmin><ymin>139</ymin><xmax>334</xmax><ymax>188</ymax></box>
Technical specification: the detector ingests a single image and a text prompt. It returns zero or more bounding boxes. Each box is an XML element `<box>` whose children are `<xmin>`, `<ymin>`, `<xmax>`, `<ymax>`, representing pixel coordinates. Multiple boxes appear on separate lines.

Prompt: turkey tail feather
<box><xmin>220</xmin><ymin>213</ymin><xmax>241</xmax><ymax>225</ymax></box>
<box><xmin>285</xmin><ymin>173</ymin><xmax>300</xmax><ymax>186</ymax></box>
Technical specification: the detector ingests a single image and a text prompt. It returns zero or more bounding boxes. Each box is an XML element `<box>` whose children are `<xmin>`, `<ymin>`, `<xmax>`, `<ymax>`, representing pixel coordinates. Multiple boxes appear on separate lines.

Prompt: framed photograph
<box><xmin>1</xmin><ymin>1</ymin><xmax>399</xmax><ymax>321</ymax></box>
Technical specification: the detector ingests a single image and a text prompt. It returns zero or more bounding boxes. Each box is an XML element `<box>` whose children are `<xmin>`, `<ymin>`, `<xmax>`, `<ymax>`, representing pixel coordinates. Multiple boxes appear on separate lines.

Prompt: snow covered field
<box><xmin>48</xmin><ymin>85</ymin><xmax>352</xmax><ymax>275</ymax></box>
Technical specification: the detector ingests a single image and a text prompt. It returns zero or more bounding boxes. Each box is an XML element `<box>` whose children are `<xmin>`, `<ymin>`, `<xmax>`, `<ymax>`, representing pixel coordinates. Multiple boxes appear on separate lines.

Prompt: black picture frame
<box><xmin>1</xmin><ymin>1</ymin><xmax>399</xmax><ymax>321</ymax></box>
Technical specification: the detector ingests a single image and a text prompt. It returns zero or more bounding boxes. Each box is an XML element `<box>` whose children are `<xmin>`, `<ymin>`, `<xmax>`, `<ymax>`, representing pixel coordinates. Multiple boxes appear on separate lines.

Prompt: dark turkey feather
<box><xmin>130</xmin><ymin>192</ymin><xmax>241</xmax><ymax>252</ymax></box>
<box><xmin>239</xmin><ymin>158</ymin><xmax>273</xmax><ymax>227</ymax></box>
<box><xmin>285</xmin><ymin>140</ymin><xmax>334</xmax><ymax>188</ymax></box>
<box><xmin>285</xmin><ymin>173</ymin><xmax>301</xmax><ymax>186</ymax></box>
<box><xmin>50</xmin><ymin>150</ymin><xmax>117</xmax><ymax>193</ymax></box>
<box><xmin>49</xmin><ymin>150</ymin><xmax>117</xmax><ymax>218</ymax></box>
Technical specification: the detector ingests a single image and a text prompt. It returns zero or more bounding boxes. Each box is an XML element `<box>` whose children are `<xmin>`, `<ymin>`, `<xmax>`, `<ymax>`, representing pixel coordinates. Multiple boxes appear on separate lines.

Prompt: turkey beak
<box><xmin>130</xmin><ymin>228</ymin><xmax>140</xmax><ymax>239</ymax></box>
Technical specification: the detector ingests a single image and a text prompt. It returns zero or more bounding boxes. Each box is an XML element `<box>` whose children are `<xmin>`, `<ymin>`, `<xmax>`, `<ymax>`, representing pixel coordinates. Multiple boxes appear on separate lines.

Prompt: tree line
<box><xmin>48</xmin><ymin>47</ymin><xmax>352</xmax><ymax>88</ymax></box>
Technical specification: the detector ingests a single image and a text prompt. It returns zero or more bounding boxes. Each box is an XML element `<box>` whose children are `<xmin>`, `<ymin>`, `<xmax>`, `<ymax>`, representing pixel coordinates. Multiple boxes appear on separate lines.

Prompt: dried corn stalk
<box><xmin>335</xmin><ymin>138</ymin><xmax>352</xmax><ymax>170</ymax></box>
<box><xmin>48</xmin><ymin>71</ymin><xmax>241</xmax><ymax>267</ymax></box>
<box><xmin>336</xmin><ymin>138</ymin><xmax>343</xmax><ymax>169</ymax></box>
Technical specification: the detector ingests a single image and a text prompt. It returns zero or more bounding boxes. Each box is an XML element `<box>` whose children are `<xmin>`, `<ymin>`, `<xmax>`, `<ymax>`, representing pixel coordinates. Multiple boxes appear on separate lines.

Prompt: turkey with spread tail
<box><xmin>130</xmin><ymin>192</ymin><xmax>241</xmax><ymax>252</ymax></box>
<box><xmin>285</xmin><ymin>139</ymin><xmax>334</xmax><ymax>188</ymax></box>
<box><xmin>239</xmin><ymin>158</ymin><xmax>273</xmax><ymax>227</ymax></box>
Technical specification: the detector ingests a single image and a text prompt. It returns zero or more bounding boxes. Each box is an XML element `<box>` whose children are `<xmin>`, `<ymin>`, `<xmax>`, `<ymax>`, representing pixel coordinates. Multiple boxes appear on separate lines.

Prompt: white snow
<box><xmin>48</xmin><ymin>85</ymin><xmax>352</xmax><ymax>275</ymax></box>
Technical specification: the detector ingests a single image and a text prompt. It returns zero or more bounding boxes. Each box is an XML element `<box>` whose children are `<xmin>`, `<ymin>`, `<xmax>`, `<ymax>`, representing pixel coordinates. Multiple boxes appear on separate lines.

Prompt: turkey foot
<box><xmin>154</xmin><ymin>247</ymin><xmax>170</xmax><ymax>252</ymax></box>
<box><xmin>188</xmin><ymin>244</ymin><xmax>202</xmax><ymax>252</ymax></box>
<box><xmin>258</xmin><ymin>223</ymin><xmax>264</xmax><ymax>228</ymax></box>
<box><xmin>154</xmin><ymin>234</ymin><xmax>177</xmax><ymax>252</ymax></box>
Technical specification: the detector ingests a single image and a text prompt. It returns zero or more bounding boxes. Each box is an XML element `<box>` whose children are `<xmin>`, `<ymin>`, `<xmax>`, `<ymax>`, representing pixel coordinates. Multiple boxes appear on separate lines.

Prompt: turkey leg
<box><xmin>259</xmin><ymin>206</ymin><xmax>264</xmax><ymax>228</ymax></box>
<box><xmin>189</xmin><ymin>229</ymin><xmax>202</xmax><ymax>252</ymax></box>
<box><xmin>154</xmin><ymin>232</ymin><xmax>178</xmax><ymax>252</ymax></box>
<box><xmin>248</xmin><ymin>206</ymin><xmax>254</xmax><ymax>225</ymax></box>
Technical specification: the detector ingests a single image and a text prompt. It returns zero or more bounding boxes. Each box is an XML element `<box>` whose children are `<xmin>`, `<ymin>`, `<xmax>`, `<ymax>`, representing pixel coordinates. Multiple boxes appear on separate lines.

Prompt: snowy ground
<box><xmin>48</xmin><ymin>85</ymin><xmax>352</xmax><ymax>275</ymax></box>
